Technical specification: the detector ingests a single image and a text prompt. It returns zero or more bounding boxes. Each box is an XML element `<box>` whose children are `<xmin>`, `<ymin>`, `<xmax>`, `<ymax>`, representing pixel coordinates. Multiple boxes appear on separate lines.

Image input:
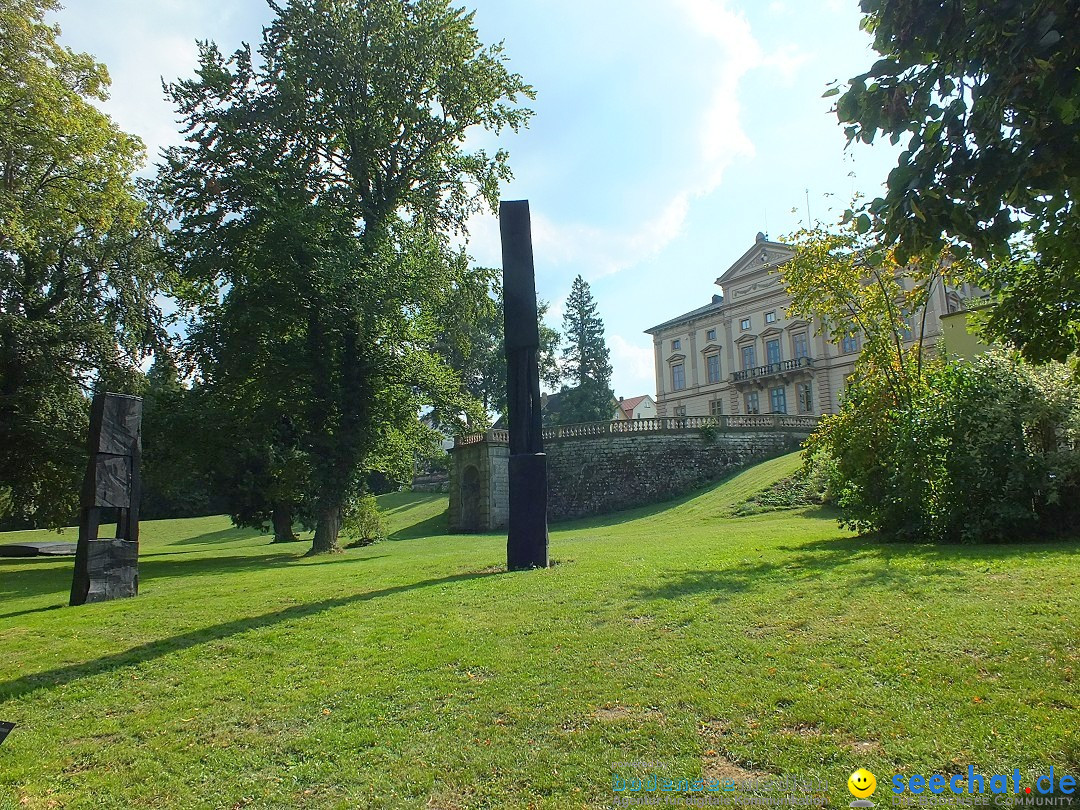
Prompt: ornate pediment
<box><xmin>715</xmin><ymin>238</ymin><xmax>796</xmax><ymax>291</ymax></box>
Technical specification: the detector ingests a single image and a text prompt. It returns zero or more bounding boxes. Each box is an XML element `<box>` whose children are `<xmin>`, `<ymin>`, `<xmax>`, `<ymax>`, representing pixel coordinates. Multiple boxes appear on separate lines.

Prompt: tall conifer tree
<box><xmin>558</xmin><ymin>275</ymin><xmax>613</xmax><ymax>424</ymax></box>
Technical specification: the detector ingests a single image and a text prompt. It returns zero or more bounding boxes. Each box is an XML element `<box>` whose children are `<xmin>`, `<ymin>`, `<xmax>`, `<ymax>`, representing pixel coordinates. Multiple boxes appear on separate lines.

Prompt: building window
<box><xmin>770</xmin><ymin>386</ymin><xmax>787</xmax><ymax>414</ymax></box>
<box><xmin>766</xmin><ymin>338</ymin><xmax>781</xmax><ymax>366</ymax></box>
<box><xmin>797</xmin><ymin>382</ymin><xmax>813</xmax><ymax>413</ymax></box>
<box><xmin>709</xmin><ymin>399</ymin><xmax>723</xmax><ymax>417</ymax></box>
<box><xmin>740</xmin><ymin>317</ymin><xmax>751</xmax><ymax>331</ymax></box>
<box><xmin>744</xmin><ymin>391</ymin><xmax>760</xmax><ymax>414</ymax></box>
<box><xmin>672</xmin><ymin>338</ymin><xmax>681</xmax><ymax>350</ymax></box>
<box><xmin>674</xmin><ymin>405</ymin><xmax>687</xmax><ymax>417</ymax></box>
<box><xmin>706</xmin><ymin>353</ymin><xmax>721</xmax><ymax>384</ymax></box>
<box><xmin>671</xmin><ymin>363</ymin><xmax>685</xmax><ymax>391</ymax></box>
<box><xmin>644</xmin><ymin>400</ymin><xmax>652</xmax><ymax>409</ymax></box>
<box><xmin>841</xmin><ymin>333</ymin><xmax>859</xmax><ymax>353</ymax></box>
<box><xmin>792</xmin><ymin>332</ymin><xmax>809</xmax><ymax>359</ymax></box>
<box><xmin>741</xmin><ymin>344</ymin><xmax>756</xmax><ymax>370</ymax></box>
<box><xmin>765</xmin><ymin>310</ymin><xmax>777</xmax><ymax>324</ymax></box>
<box><xmin>706</xmin><ymin>328</ymin><xmax>716</xmax><ymax>341</ymax></box>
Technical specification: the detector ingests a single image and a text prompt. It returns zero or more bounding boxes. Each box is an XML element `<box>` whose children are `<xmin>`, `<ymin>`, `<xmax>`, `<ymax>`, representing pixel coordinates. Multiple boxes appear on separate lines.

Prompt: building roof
<box><xmin>644</xmin><ymin>235</ymin><xmax>797</xmax><ymax>336</ymax></box>
<box><xmin>617</xmin><ymin>395</ymin><xmax>650</xmax><ymax>419</ymax></box>
<box><xmin>644</xmin><ymin>297</ymin><xmax>724</xmax><ymax>335</ymax></box>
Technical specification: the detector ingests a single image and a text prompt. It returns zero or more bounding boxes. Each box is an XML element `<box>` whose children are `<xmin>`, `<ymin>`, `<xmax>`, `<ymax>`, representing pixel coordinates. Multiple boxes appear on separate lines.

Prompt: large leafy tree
<box><xmin>833</xmin><ymin>0</ymin><xmax>1080</xmax><ymax>362</ymax></box>
<box><xmin>0</xmin><ymin>0</ymin><xmax>171</xmax><ymax>527</ymax></box>
<box><xmin>557</xmin><ymin>274</ymin><xmax>613</xmax><ymax>424</ymax></box>
<box><xmin>436</xmin><ymin>272</ymin><xmax>560</xmax><ymax>426</ymax></box>
<box><xmin>159</xmin><ymin>0</ymin><xmax>533</xmax><ymax>552</ymax></box>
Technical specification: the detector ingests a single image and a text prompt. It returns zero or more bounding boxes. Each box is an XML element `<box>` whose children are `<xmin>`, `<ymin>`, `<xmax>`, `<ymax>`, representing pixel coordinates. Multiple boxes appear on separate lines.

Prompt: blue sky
<box><xmin>54</xmin><ymin>0</ymin><xmax>901</xmax><ymax>398</ymax></box>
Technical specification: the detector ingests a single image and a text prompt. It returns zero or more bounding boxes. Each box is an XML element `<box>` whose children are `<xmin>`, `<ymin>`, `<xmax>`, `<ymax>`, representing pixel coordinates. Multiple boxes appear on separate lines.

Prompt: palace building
<box><xmin>644</xmin><ymin>233</ymin><xmax>975</xmax><ymax>418</ymax></box>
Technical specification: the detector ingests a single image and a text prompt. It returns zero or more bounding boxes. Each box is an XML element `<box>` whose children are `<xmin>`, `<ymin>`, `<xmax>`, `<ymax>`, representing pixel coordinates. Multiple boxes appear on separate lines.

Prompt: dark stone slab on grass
<box><xmin>0</xmin><ymin>542</ymin><xmax>78</xmax><ymax>558</ymax></box>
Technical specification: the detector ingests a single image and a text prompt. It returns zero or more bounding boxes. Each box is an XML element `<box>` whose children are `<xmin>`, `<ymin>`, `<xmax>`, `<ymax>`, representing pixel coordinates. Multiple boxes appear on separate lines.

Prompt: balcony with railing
<box><xmin>731</xmin><ymin>355</ymin><xmax>813</xmax><ymax>384</ymax></box>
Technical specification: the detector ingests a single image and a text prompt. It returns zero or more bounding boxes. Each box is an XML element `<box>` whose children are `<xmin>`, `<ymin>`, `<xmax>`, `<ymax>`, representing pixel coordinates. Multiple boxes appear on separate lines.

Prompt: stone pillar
<box><xmin>500</xmin><ymin>200</ymin><xmax>549</xmax><ymax>570</ymax></box>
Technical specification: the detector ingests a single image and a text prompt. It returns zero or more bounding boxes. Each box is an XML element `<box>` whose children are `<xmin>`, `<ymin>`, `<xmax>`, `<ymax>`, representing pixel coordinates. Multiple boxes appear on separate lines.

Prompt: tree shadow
<box><xmin>0</xmin><ymin>603</ymin><xmax>65</xmax><ymax>621</ymax></box>
<box><xmin>166</xmin><ymin>526</ymin><xmax>259</xmax><ymax>547</ymax></box>
<box><xmin>780</xmin><ymin>533</ymin><xmax>1080</xmax><ymax>560</ymax></box>
<box><xmin>0</xmin><ymin>568</ymin><xmax>502</xmax><ymax>702</ymax></box>
<box><xmin>629</xmin><ymin>540</ymin><xmax>972</xmax><ymax>605</ymax></box>
<box><xmin>0</xmin><ymin>557</ymin><xmax>72</xmax><ymax>602</ymax></box>
<box><xmin>0</xmin><ymin>549</ymin><xmax>389</xmax><ymax>603</ymax></box>
<box><xmin>388</xmin><ymin>512</ymin><xmax>448</xmax><ymax>541</ymax></box>
<box><xmin>631</xmin><ymin>525</ymin><xmax>1080</xmax><ymax>608</ymax></box>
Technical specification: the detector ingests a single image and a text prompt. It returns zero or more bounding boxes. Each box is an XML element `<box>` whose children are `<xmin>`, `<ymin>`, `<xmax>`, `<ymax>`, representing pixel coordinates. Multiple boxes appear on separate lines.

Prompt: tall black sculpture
<box><xmin>500</xmin><ymin>200</ymin><xmax>549</xmax><ymax>570</ymax></box>
<box><xmin>70</xmin><ymin>393</ymin><xmax>142</xmax><ymax>606</ymax></box>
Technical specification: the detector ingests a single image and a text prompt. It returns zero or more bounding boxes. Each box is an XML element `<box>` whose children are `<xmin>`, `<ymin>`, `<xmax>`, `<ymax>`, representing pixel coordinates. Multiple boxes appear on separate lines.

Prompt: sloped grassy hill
<box><xmin>0</xmin><ymin>454</ymin><xmax>1076</xmax><ymax>809</ymax></box>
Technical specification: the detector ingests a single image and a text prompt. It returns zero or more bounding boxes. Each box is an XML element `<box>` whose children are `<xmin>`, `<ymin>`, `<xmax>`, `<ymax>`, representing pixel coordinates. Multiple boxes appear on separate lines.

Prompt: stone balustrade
<box><xmin>448</xmin><ymin>414</ymin><xmax>821</xmax><ymax>530</ymax></box>
<box><xmin>453</xmin><ymin>414</ymin><xmax>819</xmax><ymax>448</ymax></box>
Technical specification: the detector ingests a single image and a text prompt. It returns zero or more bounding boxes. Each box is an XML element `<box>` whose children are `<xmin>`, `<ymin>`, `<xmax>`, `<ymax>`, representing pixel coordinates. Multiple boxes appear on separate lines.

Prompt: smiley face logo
<box><xmin>848</xmin><ymin>768</ymin><xmax>877</xmax><ymax>799</ymax></box>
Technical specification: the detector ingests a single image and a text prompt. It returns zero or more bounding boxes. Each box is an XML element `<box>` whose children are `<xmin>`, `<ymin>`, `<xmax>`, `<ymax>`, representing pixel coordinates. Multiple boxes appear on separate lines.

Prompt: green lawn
<box><xmin>1</xmin><ymin>454</ymin><xmax>1077</xmax><ymax>809</ymax></box>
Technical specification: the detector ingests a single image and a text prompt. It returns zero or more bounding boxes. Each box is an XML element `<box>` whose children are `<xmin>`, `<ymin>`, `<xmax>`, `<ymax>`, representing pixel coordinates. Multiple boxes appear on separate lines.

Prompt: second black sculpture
<box><xmin>500</xmin><ymin>200</ymin><xmax>549</xmax><ymax>570</ymax></box>
<box><xmin>69</xmin><ymin>393</ymin><xmax>143</xmax><ymax>606</ymax></box>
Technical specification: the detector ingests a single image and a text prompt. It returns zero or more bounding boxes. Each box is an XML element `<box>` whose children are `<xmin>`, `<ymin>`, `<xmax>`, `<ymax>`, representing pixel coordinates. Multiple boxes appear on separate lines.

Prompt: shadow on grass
<box><xmin>0</xmin><ymin>568</ymin><xmax>501</xmax><ymax>702</ymax></box>
<box><xmin>0</xmin><ymin>550</ymin><xmax>389</xmax><ymax>603</ymax></box>
<box><xmin>632</xmin><ymin>531</ymin><xmax>1080</xmax><ymax>605</ymax></box>
<box><xmin>784</xmin><ymin>533</ymin><xmax>1080</xmax><ymax>559</ymax></box>
<box><xmin>630</xmin><ymin>544</ymin><xmax>962</xmax><ymax>603</ymax></box>
<box><xmin>0</xmin><ymin>603</ymin><xmax>65</xmax><ymax>621</ymax></box>
<box><xmin>388</xmin><ymin>512</ymin><xmax>448</xmax><ymax>541</ymax></box>
<box><xmin>167</xmin><ymin>527</ymin><xmax>259</xmax><ymax>547</ymax></box>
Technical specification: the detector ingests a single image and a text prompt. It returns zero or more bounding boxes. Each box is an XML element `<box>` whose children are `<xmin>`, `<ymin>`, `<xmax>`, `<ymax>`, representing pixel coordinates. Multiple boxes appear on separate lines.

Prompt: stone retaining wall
<box><xmin>448</xmin><ymin>417</ymin><xmax>814</xmax><ymax>531</ymax></box>
<box><xmin>544</xmin><ymin>429</ymin><xmax>803</xmax><ymax>521</ymax></box>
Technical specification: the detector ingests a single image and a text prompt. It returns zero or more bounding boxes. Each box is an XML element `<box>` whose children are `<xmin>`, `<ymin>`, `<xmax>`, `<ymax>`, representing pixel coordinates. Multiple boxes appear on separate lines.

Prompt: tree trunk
<box><xmin>310</xmin><ymin>502</ymin><xmax>342</xmax><ymax>554</ymax></box>
<box><xmin>271</xmin><ymin>502</ymin><xmax>298</xmax><ymax>543</ymax></box>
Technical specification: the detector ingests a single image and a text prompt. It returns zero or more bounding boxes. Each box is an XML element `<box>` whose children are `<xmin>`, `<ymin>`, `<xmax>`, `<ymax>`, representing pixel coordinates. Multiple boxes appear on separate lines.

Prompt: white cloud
<box><xmin>766</xmin><ymin>43</ymin><xmax>813</xmax><ymax>86</ymax></box>
<box><xmin>609</xmin><ymin>334</ymin><xmax>656</xmax><ymax>397</ymax></box>
<box><xmin>52</xmin><ymin>3</ymin><xmax>266</xmax><ymax>172</ymax></box>
<box><xmin>530</xmin><ymin>0</ymin><xmax>763</xmax><ymax>279</ymax></box>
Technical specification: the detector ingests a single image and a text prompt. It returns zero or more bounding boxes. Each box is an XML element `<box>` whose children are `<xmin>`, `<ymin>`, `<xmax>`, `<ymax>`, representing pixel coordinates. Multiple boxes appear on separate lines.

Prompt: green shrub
<box><xmin>341</xmin><ymin>492</ymin><xmax>388</xmax><ymax>547</ymax></box>
<box><xmin>808</xmin><ymin>351</ymin><xmax>1080</xmax><ymax>542</ymax></box>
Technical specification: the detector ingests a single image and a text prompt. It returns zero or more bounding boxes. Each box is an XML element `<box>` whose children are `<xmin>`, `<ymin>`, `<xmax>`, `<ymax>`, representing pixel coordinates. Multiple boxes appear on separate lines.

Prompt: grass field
<box><xmin>1</xmin><ymin>454</ymin><xmax>1077</xmax><ymax>809</ymax></box>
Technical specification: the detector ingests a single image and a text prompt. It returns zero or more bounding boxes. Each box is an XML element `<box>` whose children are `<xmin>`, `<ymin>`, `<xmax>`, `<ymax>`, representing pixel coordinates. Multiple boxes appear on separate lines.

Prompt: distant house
<box><xmin>613</xmin><ymin>394</ymin><xmax>656</xmax><ymax>421</ymax></box>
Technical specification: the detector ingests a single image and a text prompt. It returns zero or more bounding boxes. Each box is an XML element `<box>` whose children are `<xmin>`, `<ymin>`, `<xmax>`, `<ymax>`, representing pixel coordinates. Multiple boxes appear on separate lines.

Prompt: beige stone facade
<box><xmin>645</xmin><ymin>234</ymin><xmax>973</xmax><ymax>418</ymax></box>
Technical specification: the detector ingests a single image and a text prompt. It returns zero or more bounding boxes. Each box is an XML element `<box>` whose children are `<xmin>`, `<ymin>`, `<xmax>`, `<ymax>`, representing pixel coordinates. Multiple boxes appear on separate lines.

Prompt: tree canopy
<box><xmin>0</xmin><ymin>0</ymin><xmax>171</xmax><ymax>527</ymax></box>
<box><xmin>780</xmin><ymin>217</ymin><xmax>958</xmax><ymax>405</ymax></box>
<box><xmin>834</xmin><ymin>0</ymin><xmax>1080</xmax><ymax>362</ymax></box>
<box><xmin>158</xmin><ymin>0</ymin><xmax>534</xmax><ymax>552</ymax></box>
<box><xmin>436</xmin><ymin>272</ymin><xmax>560</xmax><ymax>427</ymax></box>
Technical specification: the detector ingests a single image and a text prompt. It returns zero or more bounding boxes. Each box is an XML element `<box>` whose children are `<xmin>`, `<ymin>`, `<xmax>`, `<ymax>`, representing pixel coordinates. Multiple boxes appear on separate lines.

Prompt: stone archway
<box><xmin>460</xmin><ymin>465</ymin><xmax>482</xmax><ymax>532</ymax></box>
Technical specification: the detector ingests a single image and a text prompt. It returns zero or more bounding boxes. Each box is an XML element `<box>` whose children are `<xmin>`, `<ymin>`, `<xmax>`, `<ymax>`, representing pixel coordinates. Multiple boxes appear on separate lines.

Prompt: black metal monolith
<box><xmin>70</xmin><ymin>393</ymin><xmax>142</xmax><ymax>605</ymax></box>
<box><xmin>500</xmin><ymin>200</ymin><xmax>549</xmax><ymax>570</ymax></box>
